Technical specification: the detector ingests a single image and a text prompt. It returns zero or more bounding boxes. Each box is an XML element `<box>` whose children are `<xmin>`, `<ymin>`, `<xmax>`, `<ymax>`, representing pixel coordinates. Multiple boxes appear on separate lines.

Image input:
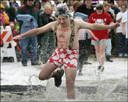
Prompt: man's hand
<box><xmin>13</xmin><ymin>34</ymin><xmax>23</xmax><ymax>40</ymax></box>
<box><xmin>109</xmin><ymin>22</ymin><xmax>120</xmax><ymax>29</ymax></box>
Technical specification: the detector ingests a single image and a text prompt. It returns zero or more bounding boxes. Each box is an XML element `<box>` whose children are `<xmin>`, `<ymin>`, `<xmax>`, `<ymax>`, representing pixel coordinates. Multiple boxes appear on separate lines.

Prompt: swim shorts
<box><xmin>48</xmin><ymin>48</ymin><xmax>79</xmax><ymax>69</ymax></box>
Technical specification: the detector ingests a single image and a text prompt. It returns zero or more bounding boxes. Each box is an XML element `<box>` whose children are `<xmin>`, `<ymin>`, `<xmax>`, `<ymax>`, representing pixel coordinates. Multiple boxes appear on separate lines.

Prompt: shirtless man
<box><xmin>13</xmin><ymin>3</ymin><xmax>119</xmax><ymax>99</ymax></box>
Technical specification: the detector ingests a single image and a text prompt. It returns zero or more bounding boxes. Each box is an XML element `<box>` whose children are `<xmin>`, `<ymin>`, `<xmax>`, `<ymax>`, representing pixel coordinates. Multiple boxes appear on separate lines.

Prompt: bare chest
<box><xmin>56</xmin><ymin>27</ymin><xmax>71</xmax><ymax>40</ymax></box>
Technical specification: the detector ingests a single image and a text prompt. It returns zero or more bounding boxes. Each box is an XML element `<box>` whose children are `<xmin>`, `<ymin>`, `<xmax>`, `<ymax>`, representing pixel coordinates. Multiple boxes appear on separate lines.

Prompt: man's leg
<box><xmin>38</xmin><ymin>62</ymin><xmax>57</xmax><ymax>80</ymax></box>
<box><xmin>38</xmin><ymin>62</ymin><xmax>64</xmax><ymax>87</ymax></box>
<box><xmin>65</xmin><ymin>68</ymin><xmax>76</xmax><ymax>99</ymax></box>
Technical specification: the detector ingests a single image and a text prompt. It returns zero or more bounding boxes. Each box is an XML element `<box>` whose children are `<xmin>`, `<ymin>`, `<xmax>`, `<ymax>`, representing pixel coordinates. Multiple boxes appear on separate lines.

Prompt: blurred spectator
<box><xmin>75</xmin><ymin>16</ymin><xmax>98</xmax><ymax>76</ymax></box>
<box><xmin>0</xmin><ymin>4</ymin><xmax>10</xmax><ymax>26</ymax></box>
<box><xmin>11</xmin><ymin>0</ymin><xmax>19</xmax><ymax>9</ymax></box>
<box><xmin>40</xmin><ymin>0</ymin><xmax>47</xmax><ymax>11</ymax></box>
<box><xmin>75</xmin><ymin>0</ymin><xmax>94</xmax><ymax>64</ymax></box>
<box><xmin>39</xmin><ymin>4</ymin><xmax>55</xmax><ymax>63</ymax></box>
<box><xmin>123</xmin><ymin>0</ymin><xmax>128</xmax><ymax>6</ymax></box>
<box><xmin>76</xmin><ymin>0</ymin><xmax>94</xmax><ymax>16</ymax></box>
<box><xmin>20</xmin><ymin>0</ymin><xmax>25</xmax><ymax>7</ymax></box>
<box><xmin>33</xmin><ymin>0</ymin><xmax>41</xmax><ymax>12</ymax></box>
<box><xmin>103</xmin><ymin>0</ymin><xmax>115</xmax><ymax>18</ymax></box>
<box><xmin>0</xmin><ymin>4</ymin><xmax>6</xmax><ymax>26</ymax></box>
<box><xmin>2</xmin><ymin>1</ymin><xmax>10</xmax><ymax>13</ymax></box>
<box><xmin>6</xmin><ymin>2</ymin><xmax>16</xmax><ymax>22</ymax></box>
<box><xmin>104</xmin><ymin>3</ymin><xmax>115</xmax><ymax>62</ymax></box>
<box><xmin>109</xmin><ymin>0</ymin><xmax>120</xmax><ymax>17</ymax></box>
<box><xmin>63</xmin><ymin>0</ymin><xmax>73</xmax><ymax>8</ymax></box>
<box><xmin>121</xmin><ymin>6</ymin><xmax>128</xmax><ymax>57</ymax></box>
<box><xmin>73</xmin><ymin>1</ymin><xmax>82</xmax><ymax>12</ymax></box>
<box><xmin>9</xmin><ymin>22</ymin><xmax>21</xmax><ymax>61</ymax></box>
<box><xmin>16</xmin><ymin>0</ymin><xmax>42</xmax><ymax>66</ymax></box>
<box><xmin>116</xmin><ymin>5</ymin><xmax>127</xmax><ymax>57</ymax></box>
<box><xmin>115</xmin><ymin>0</ymin><xmax>123</xmax><ymax>9</ymax></box>
<box><xmin>9</xmin><ymin>22</ymin><xmax>19</xmax><ymax>37</ymax></box>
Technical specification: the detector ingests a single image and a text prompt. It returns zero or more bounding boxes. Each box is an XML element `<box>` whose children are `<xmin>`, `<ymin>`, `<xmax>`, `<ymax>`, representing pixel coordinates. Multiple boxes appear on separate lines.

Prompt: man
<box><xmin>88</xmin><ymin>4</ymin><xmax>114</xmax><ymax>71</ymax></box>
<box><xmin>13</xmin><ymin>3</ymin><xmax>119</xmax><ymax>99</ymax></box>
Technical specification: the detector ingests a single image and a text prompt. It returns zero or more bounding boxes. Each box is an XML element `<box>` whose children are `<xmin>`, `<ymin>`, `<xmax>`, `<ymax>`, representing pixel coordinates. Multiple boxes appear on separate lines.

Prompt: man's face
<box><xmin>85</xmin><ymin>0</ymin><xmax>92</xmax><ymax>7</ymax></box>
<box><xmin>57</xmin><ymin>15</ymin><xmax>68</xmax><ymax>25</ymax></box>
<box><xmin>26</xmin><ymin>0</ymin><xmax>34</xmax><ymax>6</ymax></box>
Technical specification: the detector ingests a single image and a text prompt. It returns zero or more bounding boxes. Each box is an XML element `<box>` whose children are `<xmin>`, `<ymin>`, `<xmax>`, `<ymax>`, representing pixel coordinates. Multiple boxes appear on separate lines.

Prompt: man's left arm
<box><xmin>77</xmin><ymin>20</ymin><xmax>119</xmax><ymax>30</ymax></box>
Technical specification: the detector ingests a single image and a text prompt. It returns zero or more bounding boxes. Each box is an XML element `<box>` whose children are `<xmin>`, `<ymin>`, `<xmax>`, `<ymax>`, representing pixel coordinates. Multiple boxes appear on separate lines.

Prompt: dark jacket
<box><xmin>75</xmin><ymin>4</ymin><xmax>94</xmax><ymax>17</ymax></box>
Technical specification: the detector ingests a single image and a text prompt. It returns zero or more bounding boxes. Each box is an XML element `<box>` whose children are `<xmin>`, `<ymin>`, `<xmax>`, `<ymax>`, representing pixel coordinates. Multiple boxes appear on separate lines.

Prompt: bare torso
<box><xmin>55</xmin><ymin>19</ymin><xmax>79</xmax><ymax>49</ymax></box>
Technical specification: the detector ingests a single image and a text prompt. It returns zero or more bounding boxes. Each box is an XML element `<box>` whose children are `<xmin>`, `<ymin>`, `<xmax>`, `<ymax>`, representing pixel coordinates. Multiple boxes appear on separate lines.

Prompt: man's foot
<box><xmin>53</xmin><ymin>69</ymin><xmax>64</xmax><ymax>87</ymax></box>
<box><xmin>97</xmin><ymin>65</ymin><xmax>104</xmax><ymax>72</ymax></box>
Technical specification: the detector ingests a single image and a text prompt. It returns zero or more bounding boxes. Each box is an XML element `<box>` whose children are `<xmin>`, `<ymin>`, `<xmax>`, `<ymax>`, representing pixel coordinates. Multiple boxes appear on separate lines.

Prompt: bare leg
<box><xmin>94</xmin><ymin>43</ymin><xmax>106</xmax><ymax>65</ymax></box>
<box><xmin>38</xmin><ymin>62</ymin><xmax>58</xmax><ymax>80</ymax></box>
<box><xmin>98</xmin><ymin>44</ymin><xmax>106</xmax><ymax>65</ymax></box>
<box><xmin>65</xmin><ymin>68</ymin><xmax>76</xmax><ymax>99</ymax></box>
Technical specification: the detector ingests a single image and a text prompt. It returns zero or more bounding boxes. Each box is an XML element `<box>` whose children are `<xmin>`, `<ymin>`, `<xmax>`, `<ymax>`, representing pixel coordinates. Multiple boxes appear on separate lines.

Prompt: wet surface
<box><xmin>1</xmin><ymin>83</ymin><xmax>127</xmax><ymax>102</ymax></box>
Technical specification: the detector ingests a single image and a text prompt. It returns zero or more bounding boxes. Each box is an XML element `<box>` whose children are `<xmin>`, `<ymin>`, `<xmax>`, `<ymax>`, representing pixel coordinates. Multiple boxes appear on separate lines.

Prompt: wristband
<box><xmin>20</xmin><ymin>34</ymin><xmax>24</xmax><ymax>38</ymax></box>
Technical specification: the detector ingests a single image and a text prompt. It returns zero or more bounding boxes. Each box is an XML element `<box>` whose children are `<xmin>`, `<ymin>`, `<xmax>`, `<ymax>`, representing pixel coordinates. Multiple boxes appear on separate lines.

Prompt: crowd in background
<box><xmin>0</xmin><ymin>0</ymin><xmax>128</xmax><ymax>70</ymax></box>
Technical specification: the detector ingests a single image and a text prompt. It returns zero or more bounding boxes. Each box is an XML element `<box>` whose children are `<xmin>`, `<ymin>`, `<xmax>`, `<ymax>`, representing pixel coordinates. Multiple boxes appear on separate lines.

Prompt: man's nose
<box><xmin>60</xmin><ymin>20</ymin><xmax>64</xmax><ymax>23</ymax></box>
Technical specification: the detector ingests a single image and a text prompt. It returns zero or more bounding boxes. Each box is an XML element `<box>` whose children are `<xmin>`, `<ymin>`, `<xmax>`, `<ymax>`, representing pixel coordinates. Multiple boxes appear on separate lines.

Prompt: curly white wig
<box><xmin>55</xmin><ymin>3</ymin><xmax>71</xmax><ymax>18</ymax></box>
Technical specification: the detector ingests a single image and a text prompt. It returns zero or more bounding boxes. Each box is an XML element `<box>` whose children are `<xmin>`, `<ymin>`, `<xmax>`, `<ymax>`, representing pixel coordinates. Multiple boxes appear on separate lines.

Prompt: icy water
<box><xmin>1</xmin><ymin>57</ymin><xmax>127</xmax><ymax>102</ymax></box>
<box><xmin>1</xmin><ymin>77</ymin><xmax>127</xmax><ymax>102</ymax></box>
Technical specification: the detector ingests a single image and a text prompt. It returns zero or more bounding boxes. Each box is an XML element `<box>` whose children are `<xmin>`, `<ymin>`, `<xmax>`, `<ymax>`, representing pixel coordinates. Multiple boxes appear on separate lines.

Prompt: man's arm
<box><xmin>76</xmin><ymin>20</ymin><xmax>119</xmax><ymax>30</ymax></box>
<box><xmin>13</xmin><ymin>22</ymin><xmax>55</xmax><ymax>40</ymax></box>
<box><xmin>122</xmin><ymin>22</ymin><xmax>126</xmax><ymax>35</ymax></box>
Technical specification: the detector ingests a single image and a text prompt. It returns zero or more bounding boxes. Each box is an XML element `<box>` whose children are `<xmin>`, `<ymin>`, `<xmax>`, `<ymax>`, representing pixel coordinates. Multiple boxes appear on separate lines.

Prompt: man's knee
<box><xmin>38</xmin><ymin>74</ymin><xmax>48</xmax><ymax>80</ymax></box>
<box><xmin>66</xmin><ymin>78</ymin><xmax>75</xmax><ymax>86</ymax></box>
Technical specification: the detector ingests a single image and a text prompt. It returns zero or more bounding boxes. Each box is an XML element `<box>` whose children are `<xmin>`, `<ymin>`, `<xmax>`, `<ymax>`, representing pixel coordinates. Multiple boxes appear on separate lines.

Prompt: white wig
<box><xmin>55</xmin><ymin>3</ymin><xmax>71</xmax><ymax>18</ymax></box>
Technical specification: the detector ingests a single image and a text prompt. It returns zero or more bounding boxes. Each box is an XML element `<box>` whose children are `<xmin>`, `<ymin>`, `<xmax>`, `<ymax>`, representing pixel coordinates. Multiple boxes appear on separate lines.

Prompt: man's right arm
<box><xmin>13</xmin><ymin>21</ymin><xmax>56</xmax><ymax>40</ymax></box>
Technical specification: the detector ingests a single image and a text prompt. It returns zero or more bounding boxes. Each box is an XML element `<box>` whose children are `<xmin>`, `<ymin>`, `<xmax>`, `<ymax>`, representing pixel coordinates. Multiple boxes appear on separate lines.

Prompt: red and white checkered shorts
<box><xmin>48</xmin><ymin>48</ymin><xmax>79</xmax><ymax>69</ymax></box>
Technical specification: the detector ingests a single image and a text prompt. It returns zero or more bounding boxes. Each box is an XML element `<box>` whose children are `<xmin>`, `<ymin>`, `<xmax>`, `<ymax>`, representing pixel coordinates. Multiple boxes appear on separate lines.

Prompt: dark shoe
<box><xmin>106</xmin><ymin>55</ymin><xmax>113</xmax><ymax>62</ymax></box>
<box><xmin>78</xmin><ymin>71</ymin><xmax>83</xmax><ymax>76</ymax></box>
<box><xmin>8</xmin><ymin>57</ymin><xmax>14</xmax><ymax>62</ymax></box>
<box><xmin>84</xmin><ymin>61</ymin><xmax>92</xmax><ymax>64</ymax></box>
<box><xmin>97</xmin><ymin>65</ymin><xmax>104</xmax><ymax>72</ymax></box>
<box><xmin>54</xmin><ymin>69</ymin><xmax>64</xmax><ymax>87</ymax></box>
<box><xmin>31</xmin><ymin>61</ymin><xmax>41</xmax><ymax>65</ymax></box>
<box><xmin>22</xmin><ymin>62</ymin><xmax>27</xmax><ymax>66</ymax></box>
<box><xmin>22</xmin><ymin>61</ymin><xmax>27</xmax><ymax>66</ymax></box>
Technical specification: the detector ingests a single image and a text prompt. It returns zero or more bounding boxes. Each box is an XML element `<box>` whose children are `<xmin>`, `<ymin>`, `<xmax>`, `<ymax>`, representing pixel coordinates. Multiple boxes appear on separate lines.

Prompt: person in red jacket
<box><xmin>88</xmin><ymin>3</ymin><xmax>113</xmax><ymax>71</ymax></box>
